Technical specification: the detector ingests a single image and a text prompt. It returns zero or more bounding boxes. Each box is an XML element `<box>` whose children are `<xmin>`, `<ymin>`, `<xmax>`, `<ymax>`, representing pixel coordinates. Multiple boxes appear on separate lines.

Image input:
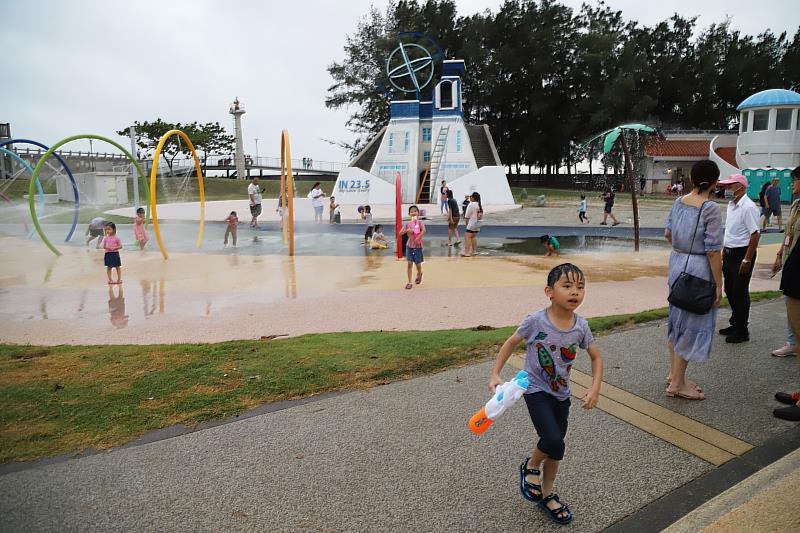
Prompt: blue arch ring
<box><xmin>0</xmin><ymin>139</ymin><xmax>80</xmax><ymax>242</ymax></box>
<box><xmin>0</xmin><ymin>147</ymin><xmax>45</xmax><ymax>212</ymax></box>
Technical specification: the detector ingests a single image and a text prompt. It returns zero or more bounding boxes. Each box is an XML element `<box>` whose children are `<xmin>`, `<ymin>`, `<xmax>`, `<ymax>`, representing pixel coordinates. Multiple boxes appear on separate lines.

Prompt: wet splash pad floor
<box><xmin>0</xmin><ymin>222</ymin><xmax>781</xmax><ymax>345</ymax></box>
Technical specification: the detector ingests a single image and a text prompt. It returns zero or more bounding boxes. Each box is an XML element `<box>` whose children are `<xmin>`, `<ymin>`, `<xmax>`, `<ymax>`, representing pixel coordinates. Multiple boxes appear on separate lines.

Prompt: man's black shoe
<box><xmin>773</xmin><ymin>405</ymin><xmax>800</xmax><ymax>421</ymax></box>
<box><xmin>725</xmin><ymin>333</ymin><xmax>750</xmax><ymax>343</ymax></box>
<box><xmin>718</xmin><ymin>326</ymin><xmax>735</xmax><ymax>336</ymax></box>
<box><xmin>775</xmin><ymin>392</ymin><xmax>799</xmax><ymax>405</ymax></box>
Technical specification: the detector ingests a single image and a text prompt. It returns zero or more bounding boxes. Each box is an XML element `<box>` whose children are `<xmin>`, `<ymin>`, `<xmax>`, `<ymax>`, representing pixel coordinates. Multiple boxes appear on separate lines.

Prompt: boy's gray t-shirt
<box><xmin>515</xmin><ymin>308</ymin><xmax>594</xmax><ymax>400</ymax></box>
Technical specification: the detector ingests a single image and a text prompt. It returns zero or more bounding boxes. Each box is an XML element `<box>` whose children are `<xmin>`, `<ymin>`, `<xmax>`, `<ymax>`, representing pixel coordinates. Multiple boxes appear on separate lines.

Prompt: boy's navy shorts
<box><xmin>406</xmin><ymin>246</ymin><xmax>423</xmax><ymax>264</ymax></box>
<box><xmin>523</xmin><ymin>391</ymin><xmax>570</xmax><ymax>460</ymax></box>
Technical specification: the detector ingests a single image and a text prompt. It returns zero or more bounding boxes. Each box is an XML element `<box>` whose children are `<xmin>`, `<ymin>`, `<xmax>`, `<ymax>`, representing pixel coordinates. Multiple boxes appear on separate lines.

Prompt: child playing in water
<box><xmin>399</xmin><ymin>205</ymin><xmax>425</xmax><ymax>289</ymax></box>
<box><xmin>370</xmin><ymin>224</ymin><xmax>388</xmax><ymax>249</ymax></box>
<box><xmin>487</xmin><ymin>263</ymin><xmax>603</xmax><ymax>525</ymax></box>
<box><xmin>361</xmin><ymin>205</ymin><xmax>374</xmax><ymax>244</ymax></box>
<box><xmin>224</xmin><ymin>211</ymin><xmax>239</xmax><ymax>247</ymax></box>
<box><xmin>86</xmin><ymin>217</ymin><xmax>107</xmax><ymax>248</ymax></box>
<box><xmin>102</xmin><ymin>222</ymin><xmax>123</xmax><ymax>284</ymax></box>
<box><xmin>541</xmin><ymin>234</ymin><xmax>560</xmax><ymax>256</ymax></box>
<box><xmin>578</xmin><ymin>195</ymin><xmax>589</xmax><ymax>224</ymax></box>
<box><xmin>329</xmin><ymin>196</ymin><xmax>339</xmax><ymax>224</ymax></box>
<box><xmin>133</xmin><ymin>207</ymin><xmax>148</xmax><ymax>250</ymax></box>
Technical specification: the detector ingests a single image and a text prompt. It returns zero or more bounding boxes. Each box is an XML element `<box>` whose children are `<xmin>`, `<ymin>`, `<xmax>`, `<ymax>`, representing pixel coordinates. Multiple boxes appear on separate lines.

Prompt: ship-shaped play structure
<box><xmin>334</xmin><ymin>59</ymin><xmax>514</xmax><ymax>207</ymax></box>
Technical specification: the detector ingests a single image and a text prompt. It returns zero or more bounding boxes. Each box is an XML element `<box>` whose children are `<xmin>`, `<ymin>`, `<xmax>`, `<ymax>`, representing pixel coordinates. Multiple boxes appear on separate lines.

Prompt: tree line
<box><xmin>326</xmin><ymin>0</ymin><xmax>800</xmax><ymax>174</ymax></box>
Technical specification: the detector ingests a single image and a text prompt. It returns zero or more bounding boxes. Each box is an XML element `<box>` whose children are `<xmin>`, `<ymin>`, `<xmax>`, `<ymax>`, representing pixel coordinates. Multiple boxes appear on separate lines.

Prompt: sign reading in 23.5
<box><xmin>339</xmin><ymin>179</ymin><xmax>370</xmax><ymax>192</ymax></box>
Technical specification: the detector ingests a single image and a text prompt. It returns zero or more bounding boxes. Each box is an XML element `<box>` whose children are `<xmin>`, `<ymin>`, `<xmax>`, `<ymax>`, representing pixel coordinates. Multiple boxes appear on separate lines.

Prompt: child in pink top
<box><xmin>102</xmin><ymin>222</ymin><xmax>123</xmax><ymax>284</ymax></box>
<box><xmin>134</xmin><ymin>207</ymin><xmax>148</xmax><ymax>250</ymax></box>
<box><xmin>399</xmin><ymin>204</ymin><xmax>426</xmax><ymax>289</ymax></box>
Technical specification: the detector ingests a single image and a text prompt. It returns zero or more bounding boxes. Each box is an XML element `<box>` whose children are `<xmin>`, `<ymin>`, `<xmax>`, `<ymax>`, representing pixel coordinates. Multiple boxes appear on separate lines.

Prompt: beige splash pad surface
<box><xmin>0</xmin><ymin>237</ymin><xmax>780</xmax><ymax>345</ymax></box>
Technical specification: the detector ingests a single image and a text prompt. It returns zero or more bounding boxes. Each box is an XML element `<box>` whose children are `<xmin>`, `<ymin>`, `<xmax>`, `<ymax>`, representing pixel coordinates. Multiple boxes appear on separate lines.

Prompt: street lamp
<box><xmin>254</xmin><ymin>138</ymin><xmax>259</xmax><ymax>164</ymax></box>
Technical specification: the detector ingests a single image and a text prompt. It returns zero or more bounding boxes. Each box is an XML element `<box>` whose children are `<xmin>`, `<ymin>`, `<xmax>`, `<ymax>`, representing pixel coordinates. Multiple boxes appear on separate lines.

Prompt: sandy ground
<box><xmin>0</xmin><ymin>234</ymin><xmax>781</xmax><ymax>345</ymax></box>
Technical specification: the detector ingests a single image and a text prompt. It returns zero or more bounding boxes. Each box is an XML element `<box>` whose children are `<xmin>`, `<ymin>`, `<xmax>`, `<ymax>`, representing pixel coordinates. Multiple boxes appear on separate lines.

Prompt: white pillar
<box><xmin>129</xmin><ymin>126</ymin><xmax>140</xmax><ymax>208</ymax></box>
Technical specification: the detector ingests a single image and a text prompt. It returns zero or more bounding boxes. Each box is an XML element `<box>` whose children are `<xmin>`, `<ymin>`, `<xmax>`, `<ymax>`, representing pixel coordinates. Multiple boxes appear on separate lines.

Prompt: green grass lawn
<box><xmin>510</xmin><ymin>186</ymin><xmax>686</xmax><ymax>207</ymax></box>
<box><xmin>0</xmin><ymin>291</ymin><xmax>780</xmax><ymax>465</ymax></box>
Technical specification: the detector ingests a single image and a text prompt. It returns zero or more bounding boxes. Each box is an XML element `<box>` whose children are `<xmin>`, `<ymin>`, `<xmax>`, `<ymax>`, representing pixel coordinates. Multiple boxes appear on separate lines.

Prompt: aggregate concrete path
<box><xmin>0</xmin><ymin>301</ymin><xmax>794</xmax><ymax>532</ymax></box>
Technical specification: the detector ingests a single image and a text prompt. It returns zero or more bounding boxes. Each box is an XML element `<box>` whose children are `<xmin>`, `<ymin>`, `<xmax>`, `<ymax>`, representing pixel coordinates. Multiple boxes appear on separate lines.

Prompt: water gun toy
<box><xmin>469</xmin><ymin>370</ymin><xmax>530</xmax><ymax>434</ymax></box>
<box><xmin>411</xmin><ymin>215</ymin><xmax>421</xmax><ymax>235</ymax></box>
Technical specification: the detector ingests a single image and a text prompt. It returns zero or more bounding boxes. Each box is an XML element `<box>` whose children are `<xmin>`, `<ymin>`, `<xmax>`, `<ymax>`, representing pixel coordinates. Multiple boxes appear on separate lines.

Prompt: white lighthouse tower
<box><xmin>229</xmin><ymin>98</ymin><xmax>247</xmax><ymax>179</ymax></box>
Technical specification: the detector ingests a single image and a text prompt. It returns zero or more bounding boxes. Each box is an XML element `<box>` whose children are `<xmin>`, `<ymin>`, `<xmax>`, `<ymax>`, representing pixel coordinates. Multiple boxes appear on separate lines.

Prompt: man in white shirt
<box><xmin>247</xmin><ymin>177</ymin><xmax>263</xmax><ymax>227</ymax></box>
<box><xmin>718</xmin><ymin>174</ymin><xmax>761</xmax><ymax>343</ymax></box>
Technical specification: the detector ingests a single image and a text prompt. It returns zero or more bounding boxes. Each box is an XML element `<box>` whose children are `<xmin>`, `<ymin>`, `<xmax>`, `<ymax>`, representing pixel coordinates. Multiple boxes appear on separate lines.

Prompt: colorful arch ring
<box><xmin>149</xmin><ymin>129</ymin><xmax>205</xmax><ymax>260</ymax></box>
<box><xmin>29</xmin><ymin>134</ymin><xmax>150</xmax><ymax>256</ymax></box>
<box><xmin>0</xmin><ymin>138</ymin><xmax>78</xmax><ymax>242</ymax></box>
<box><xmin>0</xmin><ymin>147</ymin><xmax>45</xmax><ymax>232</ymax></box>
<box><xmin>280</xmin><ymin>129</ymin><xmax>295</xmax><ymax>256</ymax></box>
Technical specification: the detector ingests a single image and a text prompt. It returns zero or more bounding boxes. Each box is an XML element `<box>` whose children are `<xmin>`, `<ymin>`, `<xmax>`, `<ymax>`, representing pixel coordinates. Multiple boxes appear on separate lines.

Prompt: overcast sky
<box><xmin>1</xmin><ymin>0</ymin><xmax>797</xmax><ymax>164</ymax></box>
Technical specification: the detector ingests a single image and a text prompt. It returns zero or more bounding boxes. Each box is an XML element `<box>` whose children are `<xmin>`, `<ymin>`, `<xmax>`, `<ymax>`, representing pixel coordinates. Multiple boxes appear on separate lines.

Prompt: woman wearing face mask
<box><xmin>771</xmin><ymin>167</ymin><xmax>800</xmax><ymax>421</ymax></box>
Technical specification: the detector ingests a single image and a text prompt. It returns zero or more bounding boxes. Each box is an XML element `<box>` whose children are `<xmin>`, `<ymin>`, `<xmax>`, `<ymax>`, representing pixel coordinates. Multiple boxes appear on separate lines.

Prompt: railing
<box><xmin>6</xmin><ymin>147</ymin><xmax>346</xmax><ymax>173</ymax></box>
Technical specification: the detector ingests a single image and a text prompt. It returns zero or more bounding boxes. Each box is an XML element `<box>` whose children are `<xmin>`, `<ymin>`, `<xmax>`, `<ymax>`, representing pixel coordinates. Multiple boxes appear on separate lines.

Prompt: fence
<box><xmin>507</xmin><ymin>173</ymin><xmax>625</xmax><ymax>191</ymax></box>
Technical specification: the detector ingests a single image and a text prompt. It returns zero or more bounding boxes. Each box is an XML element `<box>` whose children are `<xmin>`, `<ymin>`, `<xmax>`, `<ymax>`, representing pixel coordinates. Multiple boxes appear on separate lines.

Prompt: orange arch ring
<box><xmin>149</xmin><ymin>129</ymin><xmax>205</xmax><ymax>259</ymax></box>
<box><xmin>280</xmin><ymin>129</ymin><xmax>295</xmax><ymax>256</ymax></box>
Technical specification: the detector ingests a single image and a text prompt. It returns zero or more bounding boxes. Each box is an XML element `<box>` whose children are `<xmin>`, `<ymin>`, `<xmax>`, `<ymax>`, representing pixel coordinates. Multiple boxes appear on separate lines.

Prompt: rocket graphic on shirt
<box><xmin>536</xmin><ymin>342</ymin><xmax>569</xmax><ymax>392</ymax></box>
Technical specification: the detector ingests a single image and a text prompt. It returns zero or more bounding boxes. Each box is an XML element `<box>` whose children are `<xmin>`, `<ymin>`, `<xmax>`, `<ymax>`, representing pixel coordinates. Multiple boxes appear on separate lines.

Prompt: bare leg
<box><xmin>406</xmin><ymin>262</ymin><xmax>413</xmax><ymax>284</ymax></box>
<box><xmin>777</xmin><ymin>215</ymin><xmax>783</xmax><ymax>231</ymax></box>
<box><xmin>106</xmin><ymin>267</ymin><xmax>113</xmax><ymax>283</ymax></box>
<box><xmin>415</xmin><ymin>262</ymin><xmax>423</xmax><ymax>283</ymax></box>
<box><xmin>115</xmin><ymin>267</ymin><xmax>122</xmax><ymax>283</ymax></box>
<box><xmin>667</xmin><ymin>349</ymin><xmax>703</xmax><ymax>399</ymax></box>
<box><xmin>232</xmin><ymin>227</ymin><xmax>237</xmax><ymax>246</ymax></box>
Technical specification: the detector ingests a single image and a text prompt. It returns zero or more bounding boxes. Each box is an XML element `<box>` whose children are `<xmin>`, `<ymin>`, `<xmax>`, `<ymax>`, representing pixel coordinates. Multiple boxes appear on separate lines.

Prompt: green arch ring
<box><xmin>29</xmin><ymin>134</ymin><xmax>151</xmax><ymax>256</ymax></box>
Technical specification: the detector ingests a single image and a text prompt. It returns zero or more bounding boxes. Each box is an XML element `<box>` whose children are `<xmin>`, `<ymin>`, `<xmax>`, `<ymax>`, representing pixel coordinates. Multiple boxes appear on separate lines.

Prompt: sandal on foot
<box><xmin>538</xmin><ymin>493</ymin><xmax>573</xmax><ymax>525</ymax></box>
<box><xmin>519</xmin><ymin>458</ymin><xmax>542</xmax><ymax>501</ymax></box>
<box><xmin>666</xmin><ymin>388</ymin><xmax>705</xmax><ymax>400</ymax></box>
<box><xmin>415</xmin><ymin>273</ymin><xmax>422</xmax><ymax>285</ymax></box>
<box><xmin>405</xmin><ymin>283</ymin><xmax>413</xmax><ymax>290</ymax></box>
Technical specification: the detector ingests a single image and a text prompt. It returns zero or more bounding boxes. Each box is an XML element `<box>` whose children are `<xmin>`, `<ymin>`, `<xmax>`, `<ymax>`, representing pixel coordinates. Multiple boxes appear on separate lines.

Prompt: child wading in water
<box><xmin>541</xmin><ymin>234</ymin><xmax>560</xmax><ymax>256</ymax></box>
<box><xmin>361</xmin><ymin>205</ymin><xmax>374</xmax><ymax>244</ymax></box>
<box><xmin>370</xmin><ymin>224</ymin><xmax>388</xmax><ymax>249</ymax></box>
<box><xmin>134</xmin><ymin>207</ymin><xmax>149</xmax><ymax>250</ymax></box>
<box><xmin>578</xmin><ymin>195</ymin><xmax>589</xmax><ymax>224</ymax></box>
<box><xmin>400</xmin><ymin>205</ymin><xmax>425</xmax><ymax>289</ymax></box>
<box><xmin>224</xmin><ymin>211</ymin><xmax>239</xmax><ymax>247</ymax></box>
<box><xmin>488</xmin><ymin>263</ymin><xmax>603</xmax><ymax>525</ymax></box>
<box><xmin>102</xmin><ymin>222</ymin><xmax>123</xmax><ymax>284</ymax></box>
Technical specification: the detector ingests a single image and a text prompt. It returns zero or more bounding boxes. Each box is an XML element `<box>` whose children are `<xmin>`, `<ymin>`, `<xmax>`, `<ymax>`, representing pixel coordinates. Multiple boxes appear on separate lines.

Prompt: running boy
<box><xmin>400</xmin><ymin>205</ymin><xmax>425</xmax><ymax>289</ymax></box>
<box><xmin>578</xmin><ymin>195</ymin><xmax>589</xmax><ymax>224</ymax></box>
<box><xmin>488</xmin><ymin>263</ymin><xmax>603</xmax><ymax>525</ymax></box>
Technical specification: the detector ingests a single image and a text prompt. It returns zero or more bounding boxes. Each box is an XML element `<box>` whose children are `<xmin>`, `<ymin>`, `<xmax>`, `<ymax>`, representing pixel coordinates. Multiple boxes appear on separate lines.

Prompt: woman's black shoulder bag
<box><xmin>667</xmin><ymin>201</ymin><xmax>717</xmax><ymax>314</ymax></box>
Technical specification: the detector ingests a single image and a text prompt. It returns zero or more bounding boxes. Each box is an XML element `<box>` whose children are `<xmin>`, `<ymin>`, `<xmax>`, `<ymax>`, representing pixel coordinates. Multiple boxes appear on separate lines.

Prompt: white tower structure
<box><xmin>229</xmin><ymin>98</ymin><xmax>247</xmax><ymax>180</ymax></box>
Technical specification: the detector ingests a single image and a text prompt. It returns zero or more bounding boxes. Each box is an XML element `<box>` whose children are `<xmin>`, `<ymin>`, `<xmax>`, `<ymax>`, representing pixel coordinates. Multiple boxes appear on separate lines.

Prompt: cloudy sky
<box><xmin>1</xmin><ymin>0</ymin><xmax>797</xmax><ymax>164</ymax></box>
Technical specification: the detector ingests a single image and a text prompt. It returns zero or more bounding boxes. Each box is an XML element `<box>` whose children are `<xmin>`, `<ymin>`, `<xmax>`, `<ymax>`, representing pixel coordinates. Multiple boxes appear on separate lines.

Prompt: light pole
<box><xmin>89</xmin><ymin>139</ymin><xmax>94</xmax><ymax>171</ymax></box>
<box><xmin>254</xmin><ymin>138</ymin><xmax>259</xmax><ymax>164</ymax></box>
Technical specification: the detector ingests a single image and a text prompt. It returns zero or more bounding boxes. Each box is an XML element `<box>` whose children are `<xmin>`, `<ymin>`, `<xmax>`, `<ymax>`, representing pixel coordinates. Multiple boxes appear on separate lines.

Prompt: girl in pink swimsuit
<box><xmin>134</xmin><ymin>207</ymin><xmax>148</xmax><ymax>250</ymax></box>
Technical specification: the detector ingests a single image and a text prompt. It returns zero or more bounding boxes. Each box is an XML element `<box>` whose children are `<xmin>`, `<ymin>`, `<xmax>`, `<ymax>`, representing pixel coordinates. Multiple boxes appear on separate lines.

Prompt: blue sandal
<box><xmin>519</xmin><ymin>458</ymin><xmax>542</xmax><ymax>501</ymax></box>
<box><xmin>538</xmin><ymin>493</ymin><xmax>573</xmax><ymax>525</ymax></box>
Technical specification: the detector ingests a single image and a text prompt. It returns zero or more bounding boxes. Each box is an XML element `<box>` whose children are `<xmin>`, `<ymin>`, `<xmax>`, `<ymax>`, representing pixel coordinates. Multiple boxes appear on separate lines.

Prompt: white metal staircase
<box><xmin>416</xmin><ymin>125</ymin><xmax>449</xmax><ymax>204</ymax></box>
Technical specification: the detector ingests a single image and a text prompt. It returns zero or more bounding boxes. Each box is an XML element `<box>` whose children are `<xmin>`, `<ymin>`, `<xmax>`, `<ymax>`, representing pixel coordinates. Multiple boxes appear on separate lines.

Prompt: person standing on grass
<box><xmin>488</xmin><ymin>263</ymin><xmax>602</xmax><ymax>525</ymax></box>
<box><xmin>248</xmin><ymin>176</ymin><xmax>263</xmax><ymax>227</ymax></box>
<box><xmin>763</xmin><ymin>177</ymin><xmax>783</xmax><ymax>231</ymax></box>
<box><xmin>400</xmin><ymin>205</ymin><xmax>425</xmax><ymax>289</ymax></box>
<box><xmin>463</xmin><ymin>192</ymin><xmax>483</xmax><ymax>257</ymax></box>
<box><xmin>446</xmin><ymin>190</ymin><xmax>461</xmax><ymax>247</ymax></box>
<box><xmin>664</xmin><ymin>160</ymin><xmax>723</xmax><ymax>400</ymax></box>
<box><xmin>308</xmin><ymin>182</ymin><xmax>326</xmax><ymax>224</ymax></box>
<box><xmin>718</xmin><ymin>174</ymin><xmax>760</xmax><ymax>344</ymax></box>
<box><xmin>599</xmin><ymin>189</ymin><xmax>619</xmax><ymax>226</ymax></box>
<box><xmin>771</xmin><ymin>167</ymin><xmax>800</xmax><ymax>421</ymax></box>
<box><xmin>102</xmin><ymin>222</ymin><xmax>123</xmax><ymax>285</ymax></box>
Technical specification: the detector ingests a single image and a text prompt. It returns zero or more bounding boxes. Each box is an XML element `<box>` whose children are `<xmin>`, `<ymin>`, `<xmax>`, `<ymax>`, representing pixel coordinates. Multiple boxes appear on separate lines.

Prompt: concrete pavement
<box><xmin>1</xmin><ymin>300</ymin><xmax>797</xmax><ymax>532</ymax></box>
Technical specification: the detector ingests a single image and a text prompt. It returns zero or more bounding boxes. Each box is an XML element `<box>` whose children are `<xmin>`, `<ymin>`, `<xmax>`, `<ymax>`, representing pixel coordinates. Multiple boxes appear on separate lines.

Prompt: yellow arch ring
<box><xmin>149</xmin><ymin>129</ymin><xmax>205</xmax><ymax>259</ymax></box>
<box><xmin>280</xmin><ymin>129</ymin><xmax>295</xmax><ymax>256</ymax></box>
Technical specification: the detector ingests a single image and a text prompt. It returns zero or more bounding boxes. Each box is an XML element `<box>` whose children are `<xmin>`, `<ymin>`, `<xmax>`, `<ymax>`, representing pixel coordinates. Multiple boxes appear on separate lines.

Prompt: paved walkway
<box><xmin>1</xmin><ymin>300</ymin><xmax>797</xmax><ymax>532</ymax></box>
